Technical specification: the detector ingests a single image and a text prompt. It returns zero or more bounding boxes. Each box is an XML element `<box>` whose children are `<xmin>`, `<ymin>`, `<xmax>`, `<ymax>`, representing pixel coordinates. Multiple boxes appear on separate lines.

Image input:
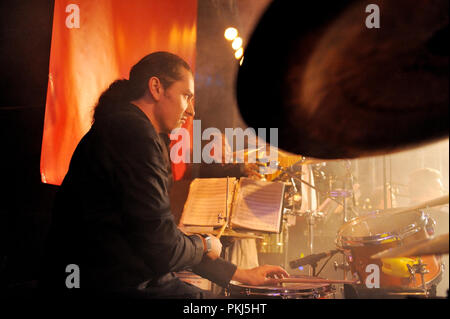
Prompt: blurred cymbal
<box><xmin>212</xmin><ymin>228</ymin><xmax>263</xmax><ymax>240</ymax></box>
<box><xmin>283</xmin><ymin>156</ymin><xmax>328</xmax><ymax>166</ymax></box>
<box><xmin>386</xmin><ymin>194</ymin><xmax>449</xmax><ymax>217</ymax></box>
<box><xmin>230</xmin><ymin>147</ymin><xmax>326</xmax><ymax>165</ymax></box>
<box><xmin>371</xmin><ymin>233</ymin><xmax>449</xmax><ymax>258</ymax></box>
<box><xmin>237</xmin><ymin>0</ymin><xmax>449</xmax><ymax>158</ymax></box>
<box><xmin>230</xmin><ymin>146</ymin><xmax>263</xmax><ymax>161</ymax></box>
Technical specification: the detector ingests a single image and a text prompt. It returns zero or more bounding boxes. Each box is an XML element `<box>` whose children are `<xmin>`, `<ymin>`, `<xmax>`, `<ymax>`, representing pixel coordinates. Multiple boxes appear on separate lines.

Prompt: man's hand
<box><xmin>243</xmin><ymin>163</ymin><xmax>265</xmax><ymax>179</ymax></box>
<box><xmin>231</xmin><ymin>265</ymin><xmax>290</xmax><ymax>286</ymax></box>
<box><xmin>208</xmin><ymin>234</ymin><xmax>222</xmax><ymax>258</ymax></box>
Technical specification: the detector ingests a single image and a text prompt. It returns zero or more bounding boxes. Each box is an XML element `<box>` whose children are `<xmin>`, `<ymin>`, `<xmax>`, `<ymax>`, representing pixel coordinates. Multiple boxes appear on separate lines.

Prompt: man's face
<box><xmin>156</xmin><ymin>68</ymin><xmax>194</xmax><ymax>133</ymax></box>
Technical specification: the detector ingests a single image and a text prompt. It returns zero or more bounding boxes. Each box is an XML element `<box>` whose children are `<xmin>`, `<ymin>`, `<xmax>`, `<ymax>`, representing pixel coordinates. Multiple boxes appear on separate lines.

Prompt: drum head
<box><xmin>337</xmin><ymin>209</ymin><xmax>428</xmax><ymax>247</ymax></box>
<box><xmin>236</xmin><ymin>282</ymin><xmax>330</xmax><ymax>292</ymax></box>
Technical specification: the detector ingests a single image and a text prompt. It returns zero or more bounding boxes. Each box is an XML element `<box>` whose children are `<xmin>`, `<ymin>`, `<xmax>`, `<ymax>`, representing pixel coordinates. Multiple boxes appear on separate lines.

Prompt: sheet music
<box><xmin>180</xmin><ymin>178</ymin><xmax>236</xmax><ymax>226</ymax></box>
<box><xmin>231</xmin><ymin>177</ymin><xmax>285</xmax><ymax>233</ymax></box>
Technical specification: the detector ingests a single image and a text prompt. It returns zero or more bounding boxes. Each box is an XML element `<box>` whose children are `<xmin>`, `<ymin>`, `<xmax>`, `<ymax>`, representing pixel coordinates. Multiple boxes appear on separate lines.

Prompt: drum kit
<box><xmin>225</xmin><ymin>147</ymin><xmax>449</xmax><ymax>299</ymax></box>
<box><xmin>336</xmin><ymin>195</ymin><xmax>448</xmax><ymax>295</ymax></box>
<box><xmin>228</xmin><ymin>173</ymin><xmax>449</xmax><ymax>298</ymax></box>
<box><xmin>227</xmin><ymin>0</ymin><xmax>448</xmax><ymax>299</ymax></box>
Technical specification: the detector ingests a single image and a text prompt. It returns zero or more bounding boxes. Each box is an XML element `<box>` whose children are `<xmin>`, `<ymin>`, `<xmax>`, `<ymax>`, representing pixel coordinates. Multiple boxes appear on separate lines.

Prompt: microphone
<box><xmin>289</xmin><ymin>250</ymin><xmax>338</xmax><ymax>269</ymax></box>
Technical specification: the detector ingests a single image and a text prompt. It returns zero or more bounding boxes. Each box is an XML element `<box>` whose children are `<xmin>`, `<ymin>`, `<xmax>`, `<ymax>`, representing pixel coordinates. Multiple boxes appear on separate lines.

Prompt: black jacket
<box><xmin>40</xmin><ymin>102</ymin><xmax>236</xmax><ymax>295</ymax></box>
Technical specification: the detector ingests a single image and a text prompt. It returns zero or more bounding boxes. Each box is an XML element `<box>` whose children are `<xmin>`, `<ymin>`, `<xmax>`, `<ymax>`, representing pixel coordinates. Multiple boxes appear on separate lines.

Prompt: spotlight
<box><xmin>224</xmin><ymin>27</ymin><xmax>238</xmax><ymax>41</ymax></box>
<box><xmin>234</xmin><ymin>47</ymin><xmax>243</xmax><ymax>59</ymax></box>
<box><xmin>231</xmin><ymin>37</ymin><xmax>243</xmax><ymax>50</ymax></box>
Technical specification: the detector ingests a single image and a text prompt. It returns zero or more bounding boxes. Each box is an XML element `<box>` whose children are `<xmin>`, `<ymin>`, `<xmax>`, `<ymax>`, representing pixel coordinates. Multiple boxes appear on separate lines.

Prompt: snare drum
<box><xmin>336</xmin><ymin>208</ymin><xmax>442</xmax><ymax>289</ymax></box>
<box><xmin>226</xmin><ymin>276</ymin><xmax>335</xmax><ymax>299</ymax></box>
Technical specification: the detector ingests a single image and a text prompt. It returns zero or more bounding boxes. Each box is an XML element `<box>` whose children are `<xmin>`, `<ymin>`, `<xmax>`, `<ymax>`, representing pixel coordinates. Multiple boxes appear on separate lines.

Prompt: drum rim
<box><xmin>336</xmin><ymin>209</ymin><xmax>429</xmax><ymax>248</ymax></box>
<box><xmin>228</xmin><ymin>282</ymin><xmax>334</xmax><ymax>298</ymax></box>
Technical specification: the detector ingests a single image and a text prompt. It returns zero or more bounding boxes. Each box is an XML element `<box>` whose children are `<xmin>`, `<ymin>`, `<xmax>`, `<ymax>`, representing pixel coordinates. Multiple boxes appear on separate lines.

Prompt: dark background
<box><xmin>0</xmin><ymin>0</ymin><xmax>57</xmax><ymax>289</ymax></box>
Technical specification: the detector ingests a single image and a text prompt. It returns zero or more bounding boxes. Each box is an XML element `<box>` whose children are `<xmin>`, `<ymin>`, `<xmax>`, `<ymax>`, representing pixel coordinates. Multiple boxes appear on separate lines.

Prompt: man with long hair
<box><xmin>40</xmin><ymin>52</ymin><xmax>288</xmax><ymax>298</ymax></box>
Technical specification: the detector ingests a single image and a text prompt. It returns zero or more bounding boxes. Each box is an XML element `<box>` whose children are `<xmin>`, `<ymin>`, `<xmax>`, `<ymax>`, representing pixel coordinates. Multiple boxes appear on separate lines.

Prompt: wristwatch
<box><xmin>201</xmin><ymin>235</ymin><xmax>212</xmax><ymax>253</ymax></box>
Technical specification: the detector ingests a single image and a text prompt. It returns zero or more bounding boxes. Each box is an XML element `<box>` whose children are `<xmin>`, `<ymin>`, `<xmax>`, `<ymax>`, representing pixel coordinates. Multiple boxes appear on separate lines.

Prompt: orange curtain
<box><xmin>40</xmin><ymin>0</ymin><xmax>197</xmax><ymax>185</ymax></box>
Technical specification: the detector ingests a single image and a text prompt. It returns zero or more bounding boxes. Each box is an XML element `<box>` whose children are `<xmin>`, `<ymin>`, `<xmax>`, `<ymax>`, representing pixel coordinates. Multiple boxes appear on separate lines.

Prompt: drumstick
<box><xmin>277</xmin><ymin>278</ymin><xmax>357</xmax><ymax>285</ymax></box>
<box><xmin>394</xmin><ymin>194</ymin><xmax>449</xmax><ymax>215</ymax></box>
<box><xmin>217</xmin><ymin>176</ymin><xmax>230</xmax><ymax>240</ymax></box>
<box><xmin>216</xmin><ymin>220</ymin><xmax>228</xmax><ymax>239</ymax></box>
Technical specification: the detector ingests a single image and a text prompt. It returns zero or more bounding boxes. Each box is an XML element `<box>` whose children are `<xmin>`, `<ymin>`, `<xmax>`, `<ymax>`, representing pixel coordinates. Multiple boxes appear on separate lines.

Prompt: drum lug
<box><xmin>312</xmin><ymin>290</ymin><xmax>320</xmax><ymax>299</ymax></box>
<box><xmin>224</xmin><ymin>286</ymin><xmax>230</xmax><ymax>297</ymax></box>
<box><xmin>407</xmin><ymin>263</ymin><xmax>417</xmax><ymax>285</ymax></box>
<box><xmin>407</xmin><ymin>262</ymin><xmax>429</xmax><ymax>277</ymax></box>
<box><xmin>407</xmin><ymin>258</ymin><xmax>430</xmax><ymax>290</ymax></box>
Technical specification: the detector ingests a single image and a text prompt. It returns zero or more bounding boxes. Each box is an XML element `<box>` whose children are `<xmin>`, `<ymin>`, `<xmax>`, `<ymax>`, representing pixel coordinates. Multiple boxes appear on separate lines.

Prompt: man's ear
<box><xmin>148</xmin><ymin>76</ymin><xmax>163</xmax><ymax>101</ymax></box>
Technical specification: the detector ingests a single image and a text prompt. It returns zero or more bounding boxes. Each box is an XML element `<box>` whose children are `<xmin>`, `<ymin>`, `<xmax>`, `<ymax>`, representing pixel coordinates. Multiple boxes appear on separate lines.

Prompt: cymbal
<box><xmin>230</xmin><ymin>147</ymin><xmax>327</xmax><ymax>165</ymax></box>
<box><xmin>280</xmin><ymin>155</ymin><xmax>328</xmax><ymax>166</ymax></box>
<box><xmin>231</xmin><ymin>146</ymin><xmax>263</xmax><ymax>157</ymax></box>
<box><xmin>369</xmin><ymin>193</ymin><xmax>447</xmax><ymax>218</ymax></box>
<box><xmin>211</xmin><ymin>228</ymin><xmax>264</xmax><ymax>240</ymax></box>
<box><xmin>370</xmin><ymin>194</ymin><xmax>450</xmax><ymax>219</ymax></box>
<box><xmin>371</xmin><ymin>233</ymin><xmax>449</xmax><ymax>258</ymax></box>
<box><xmin>236</xmin><ymin>0</ymin><xmax>449</xmax><ymax>158</ymax></box>
<box><xmin>365</xmin><ymin>194</ymin><xmax>449</xmax><ymax>222</ymax></box>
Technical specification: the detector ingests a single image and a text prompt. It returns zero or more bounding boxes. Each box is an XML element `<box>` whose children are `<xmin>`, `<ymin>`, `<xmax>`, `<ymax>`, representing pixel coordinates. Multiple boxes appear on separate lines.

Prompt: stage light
<box><xmin>231</xmin><ymin>37</ymin><xmax>243</xmax><ymax>50</ymax></box>
<box><xmin>234</xmin><ymin>47</ymin><xmax>243</xmax><ymax>59</ymax></box>
<box><xmin>224</xmin><ymin>27</ymin><xmax>238</xmax><ymax>41</ymax></box>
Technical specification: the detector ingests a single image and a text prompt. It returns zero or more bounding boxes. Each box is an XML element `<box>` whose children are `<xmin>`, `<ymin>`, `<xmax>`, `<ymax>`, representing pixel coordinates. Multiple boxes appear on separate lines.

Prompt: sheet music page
<box><xmin>180</xmin><ymin>178</ymin><xmax>236</xmax><ymax>227</ymax></box>
<box><xmin>231</xmin><ymin>177</ymin><xmax>285</xmax><ymax>232</ymax></box>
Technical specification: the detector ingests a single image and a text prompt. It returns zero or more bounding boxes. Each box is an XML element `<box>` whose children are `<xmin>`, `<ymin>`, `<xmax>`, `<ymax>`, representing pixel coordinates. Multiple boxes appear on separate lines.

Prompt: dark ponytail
<box><xmin>92</xmin><ymin>51</ymin><xmax>192</xmax><ymax>123</ymax></box>
<box><xmin>92</xmin><ymin>79</ymin><xmax>130</xmax><ymax>122</ymax></box>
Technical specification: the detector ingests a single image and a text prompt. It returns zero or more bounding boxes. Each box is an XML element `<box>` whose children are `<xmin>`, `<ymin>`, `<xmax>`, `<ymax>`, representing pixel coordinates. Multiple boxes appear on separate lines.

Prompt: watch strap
<box><xmin>202</xmin><ymin>235</ymin><xmax>212</xmax><ymax>253</ymax></box>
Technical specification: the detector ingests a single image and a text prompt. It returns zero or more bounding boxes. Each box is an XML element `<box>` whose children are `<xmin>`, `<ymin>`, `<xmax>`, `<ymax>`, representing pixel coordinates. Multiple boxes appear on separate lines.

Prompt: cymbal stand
<box><xmin>305</xmin><ymin>210</ymin><xmax>325</xmax><ymax>276</ymax></box>
<box><xmin>331</xmin><ymin>187</ymin><xmax>352</xmax><ymax>279</ymax></box>
<box><xmin>331</xmin><ymin>160</ymin><xmax>355</xmax><ymax>280</ymax></box>
<box><xmin>309</xmin><ymin>261</ymin><xmax>319</xmax><ymax>277</ymax></box>
<box><xmin>277</xmin><ymin>165</ymin><xmax>324</xmax><ymax>276</ymax></box>
<box><xmin>282</xmin><ymin>217</ymin><xmax>290</xmax><ymax>271</ymax></box>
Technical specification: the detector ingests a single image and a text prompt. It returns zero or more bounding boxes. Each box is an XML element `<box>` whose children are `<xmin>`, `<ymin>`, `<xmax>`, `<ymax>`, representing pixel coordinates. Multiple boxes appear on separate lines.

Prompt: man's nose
<box><xmin>185</xmin><ymin>99</ymin><xmax>195</xmax><ymax>118</ymax></box>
